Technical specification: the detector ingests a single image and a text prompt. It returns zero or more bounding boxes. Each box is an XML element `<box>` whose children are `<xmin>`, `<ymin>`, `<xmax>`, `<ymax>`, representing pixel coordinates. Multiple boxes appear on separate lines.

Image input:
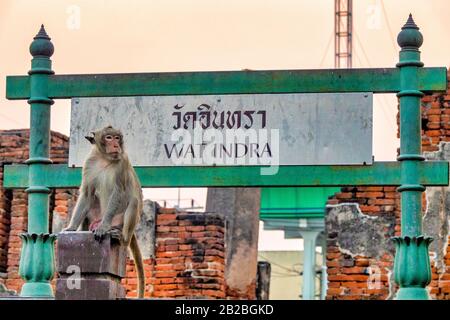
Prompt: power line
<box><xmin>319</xmin><ymin>31</ymin><xmax>334</xmax><ymax>67</ymax></box>
<box><xmin>0</xmin><ymin>112</ymin><xmax>26</xmax><ymax>127</ymax></box>
<box><xmin>259</xmin><ymin>254</ymin><xmax>300</xmax><ymax>274</ymax></box>
<box><xmin>354</xmin><ymin>31</ymin><xmax>372</xmax><ymax>67</ymax></box>
<box><xmin>380</xmin><ymin>0</ymin><xmax>398</xmax><ymax>54</ymax></box>
<box><xmin>354</xmin><ymin>31</ymin><xmax>396</xmax><ymax>131</ymax></box>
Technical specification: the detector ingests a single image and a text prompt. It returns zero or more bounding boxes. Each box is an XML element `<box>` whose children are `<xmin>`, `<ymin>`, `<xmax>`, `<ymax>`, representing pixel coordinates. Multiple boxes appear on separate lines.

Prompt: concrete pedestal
<box><xmin>55</xmin><ymin>231</ymin><xmax>127</xmax><ymax>300</ymax></box>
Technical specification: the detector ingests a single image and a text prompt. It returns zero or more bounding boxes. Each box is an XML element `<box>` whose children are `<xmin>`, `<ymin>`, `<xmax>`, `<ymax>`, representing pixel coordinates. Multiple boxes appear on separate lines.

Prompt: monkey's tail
<box><xmin>130</xmin><ymin>233</ymin><xmax>145</xmax><ymax>298</ymax></box>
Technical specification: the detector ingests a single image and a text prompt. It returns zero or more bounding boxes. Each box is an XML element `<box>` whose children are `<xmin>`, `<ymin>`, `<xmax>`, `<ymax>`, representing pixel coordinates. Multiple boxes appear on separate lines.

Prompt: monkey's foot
<box><xmin>107</xmin><ymin>228</ymin><xmax>123</xmax><ymax>243</ymax></box>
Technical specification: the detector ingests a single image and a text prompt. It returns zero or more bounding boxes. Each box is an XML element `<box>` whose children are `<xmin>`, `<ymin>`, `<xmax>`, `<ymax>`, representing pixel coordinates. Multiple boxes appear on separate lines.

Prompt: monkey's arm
<box><xmin>92</xmin><ymin>187</ymin><xmax>122</xmax><ymax>240</ymax></box>
<box><xmin>63</xmin><ymin>191</ymin><xmax>90</xmax><ymax>231</ymax></box>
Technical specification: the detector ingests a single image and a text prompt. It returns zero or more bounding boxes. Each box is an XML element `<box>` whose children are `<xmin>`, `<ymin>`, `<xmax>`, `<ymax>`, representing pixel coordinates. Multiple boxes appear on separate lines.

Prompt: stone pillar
<box><xmin>56</xmin><ymin>232</ymin><xmax>127</xmax><ymax>300</ymax></box>
<box><xmin>206</xmin><ymin>188</ymin><xmax>260</xmax><ymax>299</ymax></box>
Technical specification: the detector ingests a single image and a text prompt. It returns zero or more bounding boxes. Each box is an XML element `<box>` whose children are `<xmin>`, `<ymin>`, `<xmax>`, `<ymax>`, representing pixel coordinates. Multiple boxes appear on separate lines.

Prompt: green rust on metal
<box><xmin>3</xmin><ymin>161</ymin><xmax>448</xmax><ymax>188</ymax></box>
<box><xmin>19</xmin><ymin>233</ymin><xmax>57</xmax><ymax>297</ymax></box>
<box><xmin>19</xmin><ymin>25</ymin><xmax>56</xmax><ymax>298</ymax></box>
<box><xmin>5</xmin><ymin>67</ymin><xmax>447</xmax><ymax>100</ymax></box>
<box><xmin>394</xmin><ymin>14</ymin><xmax>432</xmax><ymax>300</ymax></box>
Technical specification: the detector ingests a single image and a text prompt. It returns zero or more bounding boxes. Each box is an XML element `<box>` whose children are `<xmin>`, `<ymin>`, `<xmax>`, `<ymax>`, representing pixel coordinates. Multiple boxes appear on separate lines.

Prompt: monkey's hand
<box><xmin>93</xmin><ymin>224</ymin><xmax>110</xmax><ymax>242</ymax></box>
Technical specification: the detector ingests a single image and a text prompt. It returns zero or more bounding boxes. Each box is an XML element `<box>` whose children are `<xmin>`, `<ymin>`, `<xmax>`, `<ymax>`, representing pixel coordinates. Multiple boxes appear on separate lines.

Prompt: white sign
<box><xmin>69</xmin><ymin>93</ymin><xmax>373</xmax><ymax>167</ymax></box>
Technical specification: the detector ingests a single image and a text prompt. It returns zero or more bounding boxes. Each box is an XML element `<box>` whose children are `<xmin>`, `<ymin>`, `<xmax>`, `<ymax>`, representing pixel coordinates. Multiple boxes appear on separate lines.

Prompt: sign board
<box><xmin>69</xmin><ymin>93</ymin><xmax>373</xmax><ymax>167</ymax></box>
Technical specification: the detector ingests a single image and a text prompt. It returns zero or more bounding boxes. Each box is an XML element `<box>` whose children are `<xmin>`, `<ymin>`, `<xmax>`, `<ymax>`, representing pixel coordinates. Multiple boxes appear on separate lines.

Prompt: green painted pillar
<box><xmin>393</xmin><ymin>15</ymin><xmax>433</xmax><ymax>300</ymax></box>
<box><xmin>300</xmin><ymin>230</ymin><xmax>319</xmax><ymax>300</ymax></box>
<box><xmin>19</xmin><ymin>25</ymin><xmax>57</xmax><ymax>297</ymax></box>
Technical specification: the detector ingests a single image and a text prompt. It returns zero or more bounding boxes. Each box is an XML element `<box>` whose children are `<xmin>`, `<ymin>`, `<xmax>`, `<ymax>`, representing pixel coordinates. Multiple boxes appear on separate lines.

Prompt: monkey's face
<box><xmin>86</xmin><ymin>126</ymin><xmax>124</xmax><ymax>161</ymax></box>
<box><xmin>103</xmin><ymin>133</ymin><xmax>123</xmax><ymax>160</ymax></box>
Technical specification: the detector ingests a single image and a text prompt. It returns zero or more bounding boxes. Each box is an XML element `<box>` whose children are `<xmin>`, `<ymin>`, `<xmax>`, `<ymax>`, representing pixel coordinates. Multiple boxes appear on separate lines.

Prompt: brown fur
<box><xmin>64</xmin><ymin>126</ymin><xmax>145</xmax><ymax>298</ymax></box>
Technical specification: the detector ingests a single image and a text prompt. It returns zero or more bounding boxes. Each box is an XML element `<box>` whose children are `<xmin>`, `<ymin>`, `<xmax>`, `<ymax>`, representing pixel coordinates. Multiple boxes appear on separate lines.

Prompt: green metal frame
<box><xmin>2</xmin><ymin>15</ymin><xmax>448</xmax><ymax>299</ymax></box>
<box><xmin>3</xmin><ymin>162</ymin><xmax>448</xmax><ymax>188</ymax></box>
<box><xmin>6</xmin><ymin>67</ymin><xmax>446</xmax><ymax>98</ymax></box>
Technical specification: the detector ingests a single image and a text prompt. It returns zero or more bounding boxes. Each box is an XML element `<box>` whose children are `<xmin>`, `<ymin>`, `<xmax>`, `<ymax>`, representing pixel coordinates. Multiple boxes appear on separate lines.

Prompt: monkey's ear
<box><xmin>85</xmin><ymin>135</ymin><xmax>96</xmax><ymax>144</ymax></box>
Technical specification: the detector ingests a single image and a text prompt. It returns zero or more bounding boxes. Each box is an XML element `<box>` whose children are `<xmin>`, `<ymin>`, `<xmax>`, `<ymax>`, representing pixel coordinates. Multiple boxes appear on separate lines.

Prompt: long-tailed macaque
<box><xmin>63</xmin><ymin>126</ymin><xmax>145</xmax><ymax>298</ymax></box>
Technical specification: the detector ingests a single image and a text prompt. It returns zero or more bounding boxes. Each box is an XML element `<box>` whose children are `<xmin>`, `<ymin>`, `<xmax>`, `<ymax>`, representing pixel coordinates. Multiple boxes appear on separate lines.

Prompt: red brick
<box><xmin>355</xmin><ymin>259</ymin><xmax>370</xmax><ymax>267</ymax></box>
<box><xmin>362</xmin><ymin>187</ymin><xmax>383</xmax><ymax>192</ymax></box>
<box><xmin>328</xmin><ymin>275</ymin><xmax>369</xmax><ymax>281</ymax></box>
<box><xmin>186</xmin><ymin>226</ymin><xmax>205</xmax><ymax>232</ymax></box>
<box><xmin>327</xmin><ymin>288</ymin><xmax>343</xmax><ymax>295</ymax></box>
<box><xmin>153</xmin><ymin>284</ymin><xmax>177</xmax><ymax>291</ymax></box>
<box><xmin>426</xmin><ymin>130</ymin><xmax>442</xmax><ymax>137</ymax></box>
<box><xmin>157</xmin><ymin>214</ymin><xmax>177</xmax><ymax>221</ymax></box>
<box><xmin>327</xmin><ymin>260</ymin><xmax>340</xmax><ymax>267</ymax></box>
<box><xmin>359</xmin><ymin>205</ymin><xmax>381</xmax><ymax>213</ymax></box>
<box><xmin>344</xmin><ymin>282</ymin><xmax>367</xmax><ymax>288</ymax></box>
<box><xmin>368</xmin><ymin>199</ymin><xmax>395</xmax><ymax>205</ymax></box>
<box><xmin>154</xmin><ymin>271</ymin><xmax>178</xmax><ymax>278</ymax></box>
<box><xmin>341</xmin><ymin>267</ymin><xmax>367</xmax><ymax>274</ymax></box>
<box><xmin>327</xmin><ymin>252</ymin><xmax>341</xmax><ymax>259</ymax></box>
<box><xmin>356</xmin><ymin>192</ymin><xmax>384</xmax><ymax>198</ymax></box>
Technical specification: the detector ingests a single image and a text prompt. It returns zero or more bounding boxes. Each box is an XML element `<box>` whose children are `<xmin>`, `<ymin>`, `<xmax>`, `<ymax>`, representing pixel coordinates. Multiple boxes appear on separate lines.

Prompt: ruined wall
<box><xmin>122</xmin><ymin>208</ymin><xmax>226</xmax><ymax>299</ymax></box>
<box><xmin>325</xmin><ymin>70</ymin><xmax>450</xmax><ymax>300</ymax></box>
<box><xmin>326</xmin><ymin>187</ymin><xmax>399</xmax><ymax>300</ymax></box>
<box><xmin>0</xmin><ymin>129</ymin><xmax>71</xmax><ymax>293</ymax></box>
<box><xmin>0</xmin><ymin>129</ymin><xmax>228</xmax><ymax>298</ymax></box>
<box><xmin>421</xmin><ymin>82</ymin><xmax>450</xmax><ymax>299</ymax></box>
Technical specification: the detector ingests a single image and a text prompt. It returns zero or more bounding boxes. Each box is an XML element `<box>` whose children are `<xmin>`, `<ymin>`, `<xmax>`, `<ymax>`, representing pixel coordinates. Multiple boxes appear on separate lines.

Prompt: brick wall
<box><xmin>0</xmin><ymin>129</ymin><xmax>72</xmax><ymax>293</ymax></box>
<box><xmin>420</xmin><ymin>71</ymin><xmax>450</xmax><ymax>299</ymax></box>
<box><xmin>122</xmin><ymin>208</ymin><xmax>226</xmax><ymax>299</ymax></box>
<box><xmin>0</xmin><ymin>171</ymin><xmax>11</xmax><ymax>274</ymax></box>
<box><xmin>325</xmin><ymin>70</ymin><xmax>450</xmax><ymax>300</ymax></box>
<box><xmin>326</xmin><ymin>186</ymin><xmax>398</xmax><ymax>300</ymax></box>
<box><xmin>421</xmin><ymin>88</ymin><xmax>450</xmax><ymax>152</ymax></box>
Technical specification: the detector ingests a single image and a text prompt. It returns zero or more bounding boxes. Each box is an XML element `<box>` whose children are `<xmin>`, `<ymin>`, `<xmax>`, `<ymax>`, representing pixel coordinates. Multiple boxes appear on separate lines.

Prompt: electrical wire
<box><xmin>0</xmin><ymin>112</ymin><xmax>26</xmax><ymax>127</ymax></box>
<box><xmin>259</xmin><ymin>254</ymin><xmax>301</xmax><ymax>274</ymax></box>
<box><xmin>354</xmin><ymin>30</ymin><xmax>396</xmax><ymax>131</ymax></box>
<box><xmin>319</xmin><ymin>31</ymin><xmax>334</xmax><ymax>67</ymax></box>
<box><xmin>380</xmin><ymin>0</ymin><xmax>398</xmax><ymax>54</ymax></box>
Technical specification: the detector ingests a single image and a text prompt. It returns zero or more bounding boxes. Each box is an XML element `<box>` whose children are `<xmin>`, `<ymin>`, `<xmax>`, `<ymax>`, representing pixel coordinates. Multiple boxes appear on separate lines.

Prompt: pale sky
<box><xmin>1</xmin><ymin>0</ymin><xmax>449</xmax><ymax>250</ymax></box>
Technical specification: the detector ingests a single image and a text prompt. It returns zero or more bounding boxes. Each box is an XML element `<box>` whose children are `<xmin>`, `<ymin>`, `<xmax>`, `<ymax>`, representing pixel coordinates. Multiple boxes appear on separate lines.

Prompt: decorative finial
<box><xmin>34</xmin><ymin>24</ymin><xmax>51</xmax><ymax>40</ymax></box>
<box><xmin>397</xmin><ymin>14</ymin><xmax>423</xmax><ymax>49</ymax></box>
<box><xmin>402</xmin><ymin>14</ymin><xmax>419</xmax><ymax>30</ymax></box>
<box><xmin>29</xmin><ymin>24</ymin><xmax>54</xmax><ymax>58</ymax></box>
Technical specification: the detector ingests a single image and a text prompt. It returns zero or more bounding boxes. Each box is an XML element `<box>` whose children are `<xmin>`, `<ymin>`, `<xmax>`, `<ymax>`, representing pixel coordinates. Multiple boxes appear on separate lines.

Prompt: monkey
<box><xmin>63</xmin><ymin>125</ymin><xmax>145</xmax><ymax>298</ymax></box>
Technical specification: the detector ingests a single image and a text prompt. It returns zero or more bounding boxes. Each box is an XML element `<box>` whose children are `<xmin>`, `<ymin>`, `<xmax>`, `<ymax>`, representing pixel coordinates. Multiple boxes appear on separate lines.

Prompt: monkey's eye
<box><xmin>114</xmin><ymin>136</ymin><xmax>121</xmax><ymax>141</ymax></box>
<box><xmin>105</xmin><ymin>135</ymin><xmax>113</xmax><ymax>141</ymax></box>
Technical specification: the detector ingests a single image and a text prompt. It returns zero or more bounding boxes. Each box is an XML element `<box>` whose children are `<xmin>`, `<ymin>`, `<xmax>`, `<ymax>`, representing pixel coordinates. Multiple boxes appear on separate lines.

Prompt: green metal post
<box><xmin>393</xmin><ymin>15</ymin><xmax>433</xmax><ymax>300</ymax></box>
<box><xmin>18</xmin><ymin>25</ymin><xmax>57</xmax><ymax>297</ymax></box>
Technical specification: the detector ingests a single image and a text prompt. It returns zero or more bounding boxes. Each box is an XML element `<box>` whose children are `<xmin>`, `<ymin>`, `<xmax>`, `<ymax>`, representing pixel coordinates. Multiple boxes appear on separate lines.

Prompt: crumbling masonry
<box><xmin>325</xmin><ymin>70</ymin><xmax>450</xmax><ymax>300</ymax></box>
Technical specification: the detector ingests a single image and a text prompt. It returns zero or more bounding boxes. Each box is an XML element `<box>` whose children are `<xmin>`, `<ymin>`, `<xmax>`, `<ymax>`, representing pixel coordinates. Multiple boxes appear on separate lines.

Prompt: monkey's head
<box><xmin>85</xmin><ymin>126</ymin><xmax>124</xmax><ymax>161</ymax></box>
